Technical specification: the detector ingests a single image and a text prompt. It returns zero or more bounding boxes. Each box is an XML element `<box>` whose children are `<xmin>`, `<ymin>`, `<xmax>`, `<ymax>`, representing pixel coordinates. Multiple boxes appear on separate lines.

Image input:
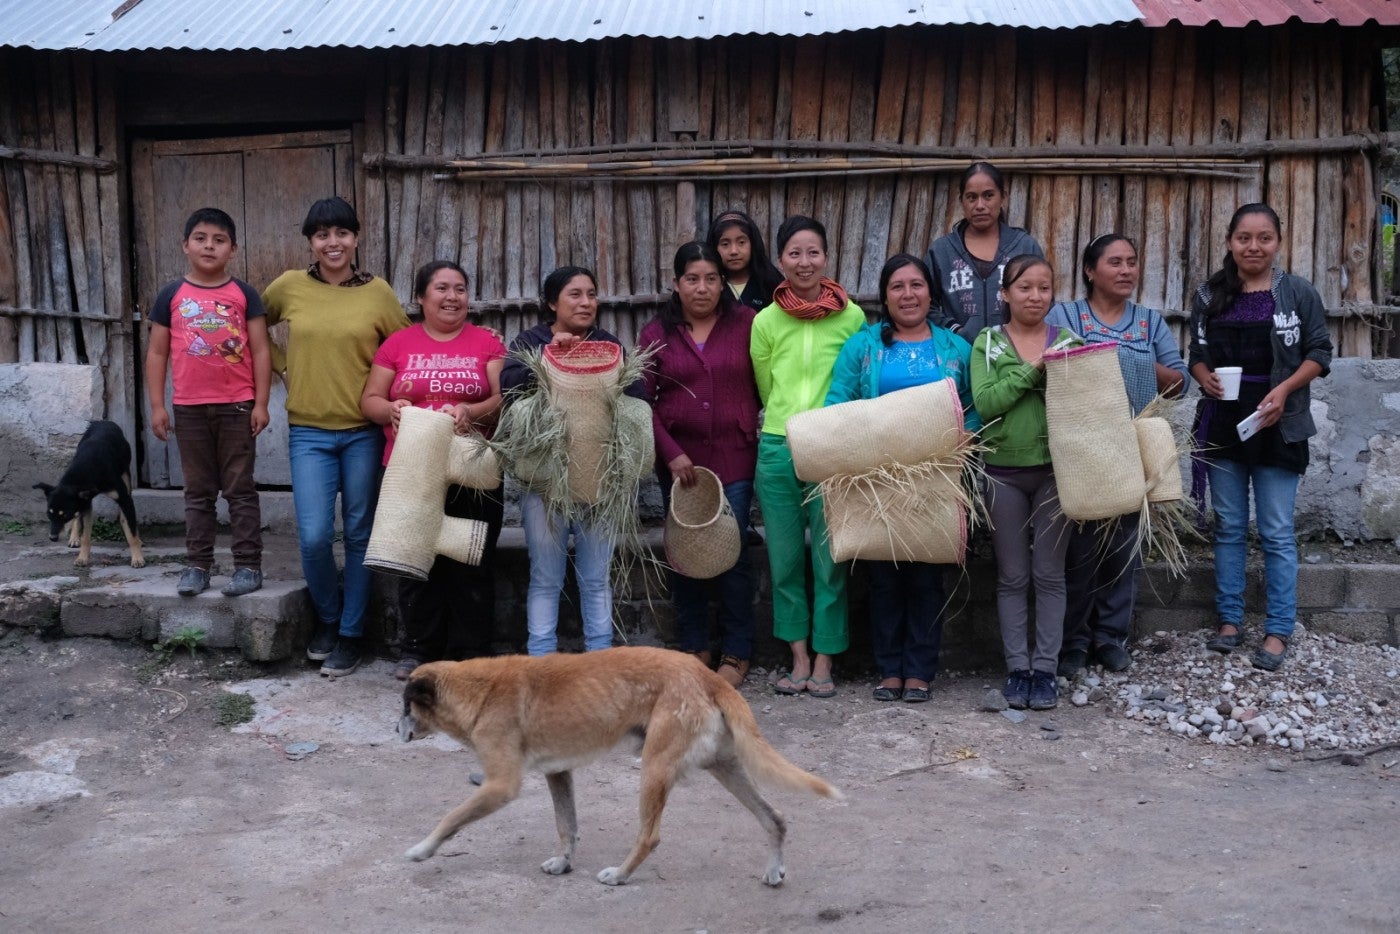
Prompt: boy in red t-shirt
<box><xmin>144</xmin><ymin>208</ymin><xmax>271</xmax><ymax>597</ymax></box>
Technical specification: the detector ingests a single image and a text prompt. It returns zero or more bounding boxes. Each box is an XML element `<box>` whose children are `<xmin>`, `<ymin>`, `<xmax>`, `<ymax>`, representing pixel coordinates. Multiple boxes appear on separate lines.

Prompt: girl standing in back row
<box><xmin>927</xmin><ymin>162</ymin><xmax>1044</xmax><ymax>340</ymax></box>
<box><xmin>708</xmin><ymin>210</ymin><xmax>784</xmax><ymax>313</ymax></box>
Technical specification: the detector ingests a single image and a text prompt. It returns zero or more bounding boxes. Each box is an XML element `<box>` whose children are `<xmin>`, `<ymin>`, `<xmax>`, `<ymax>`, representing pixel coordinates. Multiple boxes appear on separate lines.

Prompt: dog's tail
<box><xmin>717</xmin><ymin>687</ymin><xmax>844</xmax><ymax>801</ymax></box>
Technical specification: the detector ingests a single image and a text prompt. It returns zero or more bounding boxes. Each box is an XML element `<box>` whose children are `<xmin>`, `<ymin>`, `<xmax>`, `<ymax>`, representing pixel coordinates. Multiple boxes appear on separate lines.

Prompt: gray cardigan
<box><xmin>1187</xmin><ymin>268</ymin><xmax>1332</xmax><ymax>444</ymax></box>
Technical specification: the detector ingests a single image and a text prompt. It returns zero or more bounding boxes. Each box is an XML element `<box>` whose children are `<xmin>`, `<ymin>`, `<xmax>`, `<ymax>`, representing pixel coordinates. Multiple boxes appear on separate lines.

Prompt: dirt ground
<box><xmin>2</xmin><ymin>628</ymin><xmax>1398</xmax><ymax>934</ymax></box>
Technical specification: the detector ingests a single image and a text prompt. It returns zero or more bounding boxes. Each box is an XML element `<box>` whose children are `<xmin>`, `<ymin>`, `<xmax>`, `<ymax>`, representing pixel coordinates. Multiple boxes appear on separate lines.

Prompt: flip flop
<box><xmin>806</xmin><ymin>677</ymin><xmax>837</xmax><ymax>698</ymax></box>
<box><xmin>774</xmin><ymin>671</ymin><xmax>809</xmax><ymax>695</ymax></box>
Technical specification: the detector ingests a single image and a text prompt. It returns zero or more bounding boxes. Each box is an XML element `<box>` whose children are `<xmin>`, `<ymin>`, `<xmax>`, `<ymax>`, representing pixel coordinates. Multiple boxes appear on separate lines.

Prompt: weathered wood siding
<box><xmin>0</xmin><ymin>49</ymin><xmax>134</xmax><ymax>439</ymax></box>
<box><xmin>0</xmin><ymin>21</ymin><xmax>1393</xmax><ymax>460</ymax></box>
<box><xmin>359</xmin><ymin>22</ymin><xmax>1388</xmax><ymax>356</ymax></box>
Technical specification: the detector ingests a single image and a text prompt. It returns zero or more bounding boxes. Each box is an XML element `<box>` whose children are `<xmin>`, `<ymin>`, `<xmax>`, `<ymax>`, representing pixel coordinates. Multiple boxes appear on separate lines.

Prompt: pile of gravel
<box><xmin>1063</xmin><ymin>626</ymin><xmax>1400</xmax><ymax>752</ymax></box>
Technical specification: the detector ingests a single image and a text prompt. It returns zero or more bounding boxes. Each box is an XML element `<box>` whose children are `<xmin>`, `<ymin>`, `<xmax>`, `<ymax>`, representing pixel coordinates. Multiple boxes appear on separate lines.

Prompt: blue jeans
<box><xmin>521</xmin><ymin>492</ymin><xmax>615</xmax><ymax>655</ymax></box>
<box><xmin>288</xmin><ymin>425</ymin><xmax>383</xmax><ymax>639</ymax></box>
<box><xmin>666</xmin><ymin>480</ymin><xmax>755</xmax><ymax>661</ymax></box>
<box><xmin>1208</xmin><ymin>459</ymin><xmax>1300</xmax><ymax>638</ymax></box>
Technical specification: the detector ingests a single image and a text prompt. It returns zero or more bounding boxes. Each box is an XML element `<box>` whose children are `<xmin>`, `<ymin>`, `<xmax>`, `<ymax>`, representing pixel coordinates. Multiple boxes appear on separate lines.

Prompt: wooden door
<box><xmin>131</xmin><ymin>130</ymin><xmax>355</xmax><ymax>487</ymax></box>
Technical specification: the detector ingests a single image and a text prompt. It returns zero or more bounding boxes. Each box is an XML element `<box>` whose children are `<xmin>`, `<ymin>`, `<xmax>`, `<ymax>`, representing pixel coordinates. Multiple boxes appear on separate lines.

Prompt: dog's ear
<box><xmin>34</xmin><ymin>482</ymin><xmax>53</xmax><ymax>495</ymax></box>
<box><xmin>404</xmin><ymin>674</ymin><xmax>436</xmax><ymax>712</ymax></box>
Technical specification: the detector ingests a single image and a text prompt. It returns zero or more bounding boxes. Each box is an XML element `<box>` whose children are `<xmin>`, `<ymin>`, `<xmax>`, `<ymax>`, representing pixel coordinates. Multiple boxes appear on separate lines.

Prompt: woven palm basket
<box><xmin>1043</xmin><ymin>342</ymin><xmax>1146</xmax><ymax>521</ymax></box>
<box><xmin>365</xmin><ymin>407</ymin><xmax>489</xmax><ymax>579</ymax></box>
<box><xmin>787</xmin><ymin>377</ymin><xmax>966</xmax><ymax>483</ymax></box>
<box><xmin>1135</xmin><ymin>416</ymin><xmax>1185</xmax><ymax>503</ymax></box>
<box><xmin>664</xmin><ymin>466</ymin><xmax>742</xmax><ymax>579</ymax></box>
<box><xmin>823</xmin><ymin>467</ymin><xmax>966</xmax><ymax>564</ymax></box>
<box><xmin>543</xmin><ymin>341</ymin><xmax>622</xmax><ymax>504</ymax></box>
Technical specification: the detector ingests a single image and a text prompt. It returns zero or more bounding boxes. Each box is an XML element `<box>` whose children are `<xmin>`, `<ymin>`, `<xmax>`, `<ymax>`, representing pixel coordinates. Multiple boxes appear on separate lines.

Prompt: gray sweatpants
<box><xmin>986</xmin><ymin>465</ymin><xmax>1072</xmax><ymax>673</ymax></box>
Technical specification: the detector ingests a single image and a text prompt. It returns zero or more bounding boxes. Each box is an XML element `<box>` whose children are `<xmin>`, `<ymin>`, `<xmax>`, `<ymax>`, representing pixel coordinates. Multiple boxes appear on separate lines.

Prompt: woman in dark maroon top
<box><xmin>639</xmin><ymin>242</ymin><xmax>761</xmax><ymax>685</ymax></box>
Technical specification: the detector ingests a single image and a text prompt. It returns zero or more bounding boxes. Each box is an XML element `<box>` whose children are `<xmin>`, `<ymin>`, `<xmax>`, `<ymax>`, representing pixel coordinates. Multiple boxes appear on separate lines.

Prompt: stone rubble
<box><xmin>1061</xmin><ymin>626</ymin><xmax>1400</xmax><ymax>752</ymax></box>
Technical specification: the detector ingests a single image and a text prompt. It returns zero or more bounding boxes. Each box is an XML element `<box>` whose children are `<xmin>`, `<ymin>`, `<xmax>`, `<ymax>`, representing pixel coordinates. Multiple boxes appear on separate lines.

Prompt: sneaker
<box><xmin>306</xmin><ymin>623</ymin><xmax>338</xmax><ymax>662</ymax></box>
<box><xmin>1002</xmin><ymin>669</ymin><xmax>1032</xmax><ymax>709</ymax></box>
<box><xmin>1095</xmin><ymin>643</ymin><xmax>1132</xmax><ymax>672</ymax></box>
<box><xmin>176</xmin><ymin>566</ymin><xmax>210</xmax><ymax>596</ymax></box>
<box><xmin>1057</xmin><ymin>648</ymin><xmax>1089</xmax><ymax>679</ymax></box>
<box><xmin>1028</xmin><ymin>670</ymin><xmax>1059</xmax><ymax>710</ymax></box>
<box><xmin>321</xmin><ymin>637</ymin><xmax>363</xmax><ymax>677</ymax></box>
<box><xmin>220</xmin><ymin>567</ymin><xmax>263</xmax><ymax>597</ymax></box>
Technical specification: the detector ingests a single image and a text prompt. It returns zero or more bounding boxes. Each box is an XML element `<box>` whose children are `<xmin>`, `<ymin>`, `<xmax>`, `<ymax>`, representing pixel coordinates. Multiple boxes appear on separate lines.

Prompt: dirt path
<box><xmin>1</xmin><ymin>631</ymin><xmax>1397</xmax><ymax>933</ymax></box>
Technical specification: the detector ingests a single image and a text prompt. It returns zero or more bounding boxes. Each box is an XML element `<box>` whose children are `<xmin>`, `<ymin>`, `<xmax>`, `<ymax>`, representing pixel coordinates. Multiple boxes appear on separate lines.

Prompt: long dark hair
<box><xmin>1080</xmin><ymin>233</ymin><xmax>1136</xmax><ymax>299</ymax></box>
<box><xmin>1204</xmin><ymin>203</ymin><xmax>1282</xmax><ymax>318</ymax></box>
<box><xmin>960</xmin><ymin>161</ymin><xmax>1008</xmax><ymax>223</ymax></box>
<box><xmin>541</xmin><ymin>265</ymin><xmax>598</xmax><ymax>321</ymax></box>
<box><xmin>877</xmin><ymin>253</ymin><xmax>937</xmax><ymax>347</ymax></box>
<box><xmin>706</xmin><ymin>210</ymin><xmax>782</xmax><ymax>303</ymax></box>
<box><xmin>660</xmin><ymin>241</ymin><xmax>735</xmax><ymax>334</ymax></box>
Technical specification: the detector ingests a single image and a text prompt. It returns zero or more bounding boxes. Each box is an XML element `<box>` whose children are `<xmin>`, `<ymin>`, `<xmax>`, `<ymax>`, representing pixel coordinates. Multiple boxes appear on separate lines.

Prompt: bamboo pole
<box><xmin>433</xmin><ymin>156</ymin><xmax>1258</xmax><ymax>182</ymax></box>
<box><xmin>364</xmin><ymin>133</ymin><xmax>1400</xmax><ymax>171</ymax></box>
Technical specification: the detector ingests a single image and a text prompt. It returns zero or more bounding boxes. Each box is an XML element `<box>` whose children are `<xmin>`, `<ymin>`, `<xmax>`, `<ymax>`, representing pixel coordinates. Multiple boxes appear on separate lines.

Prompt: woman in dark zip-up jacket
<box><xmin>926</xmin><ymin>162</ymin><xmax>1044</xmax><ymax>340</ymax></box>
<box><xmin>1188</xmin><ymin>203</ymin><xmax>1331</xmax><ymax>673</ymax></box>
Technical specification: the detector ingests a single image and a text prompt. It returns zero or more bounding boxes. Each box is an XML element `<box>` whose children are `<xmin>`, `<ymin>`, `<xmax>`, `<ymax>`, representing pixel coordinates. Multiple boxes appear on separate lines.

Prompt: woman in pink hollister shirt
<box><xmin>362</xmin><ymin>260</ymin><xmax>506</xmax><ymax>679</ymax></box>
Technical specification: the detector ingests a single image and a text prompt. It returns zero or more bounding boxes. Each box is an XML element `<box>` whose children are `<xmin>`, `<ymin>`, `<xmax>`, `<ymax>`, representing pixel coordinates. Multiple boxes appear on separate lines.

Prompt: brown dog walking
<box><xmin>399</xmin><ymin>646</ymin><xmax>841</xmax><ymax>886</ymax></box>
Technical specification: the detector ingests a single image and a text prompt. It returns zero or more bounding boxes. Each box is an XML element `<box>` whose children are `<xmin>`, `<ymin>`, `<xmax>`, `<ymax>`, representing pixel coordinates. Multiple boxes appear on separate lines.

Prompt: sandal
<box><xmin>1206</xmin><ymin>623</ymin><xmax>1243</xmax><ymax>654</ymax></box>
<box><xmin>774</xmin><ymin>670</ymin><xmax>809</xmax><ymax>695</ymax></box>
<box><xmin>393</xmin><ymin>656</ymin><xmax>421</xmax><ymax>681</ymax></box>
<box><xmin>716</xmin><ymin>655</ymin><xmax>750</xmax><ymax>687</ymax></box>
<box><xmin>806</xmin><ymin>676</ymin><xmax>837</xmax><ymax>699</ymax></box>
<box><xmin>1251</xmin><ymin>636</ymin><xmax>1289</xmax><ymax>672</ymax></box>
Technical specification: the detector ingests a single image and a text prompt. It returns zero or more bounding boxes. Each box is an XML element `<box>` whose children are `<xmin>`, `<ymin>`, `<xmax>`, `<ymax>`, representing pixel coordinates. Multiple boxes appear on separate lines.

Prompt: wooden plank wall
<box><xmin>364</xmin><ymin>22</ymin><xmax>1386</xmax><ymax>356</ymax></box>
<box><xmin>0</xmin><ymin>19</ymin><xmax>1390</xmax><ymax>419</ymax></box>
<box><xmin>0</xmin><ymin>48</ymin><xmax>135</xmax><ymax>439</ymax></box>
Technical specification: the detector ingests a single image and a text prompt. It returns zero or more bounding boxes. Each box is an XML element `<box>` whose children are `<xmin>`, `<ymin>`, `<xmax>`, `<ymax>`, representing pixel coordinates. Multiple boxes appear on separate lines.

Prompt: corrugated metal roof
<box><xmin>0</xmin><ymin>0</ymin><xmax>1144</xmax><ymax>52</ymax></box>
<box><xmin>1133</xmin><ymin>0</ymin><xmax>1400</xmax><ymax>27</ymax></box>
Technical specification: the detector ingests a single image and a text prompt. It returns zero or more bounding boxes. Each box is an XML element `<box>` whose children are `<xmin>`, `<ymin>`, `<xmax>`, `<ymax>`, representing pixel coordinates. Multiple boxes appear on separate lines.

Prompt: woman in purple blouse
<box><xmin>640</xmin><ymin>242</ymin><xmax>761</xmax><ymax>686</ymax></box>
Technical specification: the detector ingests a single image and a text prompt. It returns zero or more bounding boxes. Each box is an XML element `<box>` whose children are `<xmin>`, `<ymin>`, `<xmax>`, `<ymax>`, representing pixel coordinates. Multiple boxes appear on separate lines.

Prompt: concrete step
<box><xmin>61</xmin><ymin>575</ymin><xmax>314</xmax><ymax>661</ymax></box>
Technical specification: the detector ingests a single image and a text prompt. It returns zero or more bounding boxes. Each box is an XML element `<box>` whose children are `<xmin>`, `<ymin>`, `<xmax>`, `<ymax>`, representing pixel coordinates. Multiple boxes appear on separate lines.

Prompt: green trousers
<box><xmin>755</xmin><ymin>433</ymin><xmax>849</xmax><ymax>654</ymax></box>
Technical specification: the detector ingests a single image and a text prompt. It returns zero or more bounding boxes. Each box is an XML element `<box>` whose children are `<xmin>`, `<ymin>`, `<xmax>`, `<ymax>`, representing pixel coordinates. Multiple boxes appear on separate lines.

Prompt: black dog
<box><xmin>34</xmin><ymin>420</ymin><xmax>145</xmax><ymax>568</ymax></box>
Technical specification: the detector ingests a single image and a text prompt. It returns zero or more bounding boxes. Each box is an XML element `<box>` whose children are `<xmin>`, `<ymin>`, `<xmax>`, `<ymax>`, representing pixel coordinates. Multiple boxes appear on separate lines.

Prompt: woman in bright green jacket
<box><xmin>750</xmin><ymin>215</ymin><xmax>864</xmax><ymax>698</ymax></box>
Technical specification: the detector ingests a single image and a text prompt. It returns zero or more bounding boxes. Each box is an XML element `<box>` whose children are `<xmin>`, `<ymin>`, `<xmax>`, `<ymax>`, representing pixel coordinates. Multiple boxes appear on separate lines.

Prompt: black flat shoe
<box><xmin>902</xmin><ymin>687</ymin><xmax>930</xmax><ymax>703</ymax></box>
<box><xmin>1206</xmin><ymin>624</ymin><xmax>1243</xmax><ymax>654</ymax></box>
<box><xmin>1252</xmin><ymin>638</ymin><xmax>1289</xmax><ymax>671</ymax></box>
<box><xmin>872</xmin><ymin>685</ymin><xmax>902</xmax><ymax>702</ymax></box>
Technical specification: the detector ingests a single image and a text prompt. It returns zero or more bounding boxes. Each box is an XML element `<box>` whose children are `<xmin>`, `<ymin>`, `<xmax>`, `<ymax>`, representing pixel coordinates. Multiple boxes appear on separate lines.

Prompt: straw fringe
<box><xmin>491</xmin><ymin>343</ymin><xmax>665</xmax><ymax>634</ymax></box>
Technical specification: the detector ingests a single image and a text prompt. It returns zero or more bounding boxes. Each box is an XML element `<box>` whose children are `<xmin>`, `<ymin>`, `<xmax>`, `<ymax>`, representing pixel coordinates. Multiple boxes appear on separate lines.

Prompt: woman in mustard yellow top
<box><xmin>749</xmin><ymin>215</ymin><xmax>864</xmax><ymax>697</ymax></box>
<box><xmin>262</xmin><ymin>197</ymin><xmax>408</xmax><ymax>677</ymax></box>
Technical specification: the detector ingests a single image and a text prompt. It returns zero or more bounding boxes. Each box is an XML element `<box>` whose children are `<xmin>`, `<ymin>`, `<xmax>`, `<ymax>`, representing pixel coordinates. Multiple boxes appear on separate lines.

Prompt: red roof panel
<box><xmin>1134</xmin><ymin>0</ymin><xmax>1400</xmax><ymax>27</ymax></box>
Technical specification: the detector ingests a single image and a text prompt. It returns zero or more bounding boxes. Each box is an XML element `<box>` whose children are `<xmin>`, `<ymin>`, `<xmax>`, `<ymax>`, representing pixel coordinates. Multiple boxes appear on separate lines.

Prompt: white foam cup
<box><xmin>1216</xmin><ymin>366</ymin><xmax>1242</xmax><ymax>400</ymax></box>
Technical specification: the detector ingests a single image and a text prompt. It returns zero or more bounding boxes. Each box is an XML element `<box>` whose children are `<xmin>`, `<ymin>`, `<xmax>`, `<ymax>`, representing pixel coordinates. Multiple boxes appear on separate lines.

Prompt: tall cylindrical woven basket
<box><xmin>1135</xmin><ymin>416</ymin><xmax>1184</xmax><ymax>503</ymax></box>
<box><xmin>543</xmin><ymin>341</ymin><xmax>622</xmax><ymax>504</ymax></box>
<box><xmin>365</xmin><ymin>407</ymin><xmax>489</xmax><ymax>579</ymax></box>
<box><xmin>1043</xmin><ymin>342</ymin><xmax>1146</xmax><ymax>521</ymax></box>
<box><xmin>664</xmin><ymin>467</ymin><xmax>742</xmax><ymax>579</ymax></box>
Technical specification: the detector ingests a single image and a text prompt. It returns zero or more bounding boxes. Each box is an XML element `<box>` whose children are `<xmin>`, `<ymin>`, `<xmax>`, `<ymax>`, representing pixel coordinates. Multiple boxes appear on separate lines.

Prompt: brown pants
<box><xmin>173</xmin><ymin>402</ymin><xmax>263</xmax><ymax>570</ymax></box>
